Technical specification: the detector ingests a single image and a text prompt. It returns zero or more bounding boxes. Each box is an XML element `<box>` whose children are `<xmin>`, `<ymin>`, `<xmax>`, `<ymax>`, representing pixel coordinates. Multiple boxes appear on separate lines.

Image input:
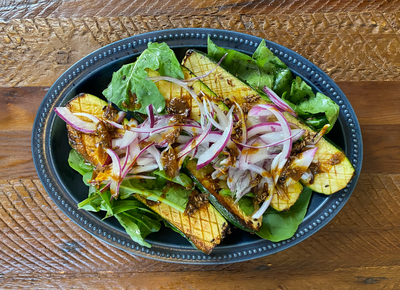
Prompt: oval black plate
<box><xmin>32</xmin><ymin>28</ymin><xmax>362</xmax><ymax>264</ymax></box>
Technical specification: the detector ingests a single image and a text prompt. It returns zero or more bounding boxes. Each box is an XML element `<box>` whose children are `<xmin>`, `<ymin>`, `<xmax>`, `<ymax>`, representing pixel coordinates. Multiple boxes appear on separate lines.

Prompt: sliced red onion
<box><xmin>136</xmin><ymin>157</ymin><xmax>156</xmax><ymax>166</ymax></box>
<box><xmin>236</xmin><ymin>128</ymin><xmax>303</xmax><ymax>150</ymax></box>
<box><xmin>55</xmin><ymin>107</ymin><xmax>97</xmax><ymax>134</ymax></box>
<box><xmin>146</xmin><ymin>145</ymin><xmax>163</xmax><ymax>171</ymax></box>
<box><xmin>259</xmin><ymin>129</ymin><xmax>305</xmax><ymax>146</ymax></box>
<box><xmin>284</xmin><ymin>147</ymin><xmax>318</xmax><ymax>188</ymax></box>
<box><xmin>234</xmin><ymin>101</ymin><xmax>247</xmax><ymax>144</ymax></box>
<box><xmin>301</xmin><ymin>170</ymin><xmax>312</xmax><ymax>183</ymax></box>
<box><xmin>245</xmin><ymin>147</ymin><xmax>270</xmax><ymax>164</ymax></box>
<box><xmin>147</xmin><ymin>75</ymin><xmax>207</xmax><ymax>129</ymax></box>
<box><xmin>252</xmin><ymin>192</ymin><xmax>274</xmax><ymax>219</ymax></box>
<box><xmin>177</xmin><ymin>121</ymin><xmax>212</xmax><ymax>159</ymax></box>
<box><xmin>263</xmin><ymin>86</ymin><xmax>297</xmax><ymax>117</ymax></box>
<box><xmin>183</xmin><ymin>53</ymin><xmax>227</xmax><ymax>83</ymax></box>
<box><xmin>120</xmin><ymin>145</ymin><xmax>130</xmax><ymax>173</ymax></box>
<box><xmin>210</xmin><ymin>102</ymin><xmax>229</xmax><ymax>128</ymax></box>
<box><xmin>106</xmin><ymin>148</ymin><xmax>122</xmax><ymax>198</ymax></box>
<box><xmin>247</xmin><ymin>122</ymin><xmax>281</xmax><ymax>138</ymax></box>
<box><xmin>193</xmin><ymin>142</ymin><xmax>210</xmax><ymax>159</ymax></box>
<box><xmin>124</xmin><ymin>175</ymin><xmax>157</xmax><ymax>180</ymax></box>
<box><xmin>104</xmin><ymin>119</ymin><xmax>155</xmax><ymax>133</ymax></box>
<box><xmin>258</xmin><ymin>104</ymin><xmax>293</xmax><ymax>184</ymax></box>
<box><xmin>196</xmin><ymin>105</ymin><xmax>234</xmax><ymax>170</ymax></box>
<box><xmin>146</xmin><ymin>104</ymin><xmax>155</xmax><ymax>128</ymax></box>
<box><xmin>203</xmin><ymin>131</ymin><xmax>223</xmax><ymax>143</ymax></box>
<box><xmin>115</xmin><ymin>120</ymin><xmax>138</xmax><ymax>149</ymax></box>
<box><xmin>308</xmin><ymin>124</ymin><xmax>330</xmax><ymax>145</ymax></box>
<box><xmin>204</xmin><ymin>98</ymin><xmax>224</xmax><ymax>131</ymax></box>
<box><xmin>228</xmin><ymin>169</ymin><xmax>252</xmax><ymax>203</ymax></box>
<box><xmin>122</xmin><ymin>141</ymin><xmax>155</xmax><ymax>179</ymax></box>
<box><xmin>176</xmin><ymin>135</ymin><xmax>193</xmax><ymax>143</ymax></box>
<box><xmin>73</xmin><ymin>112</ymin><xmax>100</xmax><ymax>123</ymax></box>
<box><xmin>100</xmin><ymin>181</ymin><xmax>111</xmax><ymax>193</ymax></box>
<box><xmin>130</xmin><ymin>164</ymin><xmax>159</xmax><ymax>174</ymax></box>
<box><xmin>248</xmin><ymin>105</ymin><xmax>274</xmax><ymax>118</ymax></box>
<box><xmin>116</xmin><ymin>111</ymin><xmax>127</xmax><ymax>123</ymax></box>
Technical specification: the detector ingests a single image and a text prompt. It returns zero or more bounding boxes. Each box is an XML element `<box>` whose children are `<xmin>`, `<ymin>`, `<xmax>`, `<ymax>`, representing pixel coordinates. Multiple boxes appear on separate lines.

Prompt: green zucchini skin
<box><xmin>184</xmin><ymin>167</ymin><xmax>256</xmax><ymax>233</ymax></box>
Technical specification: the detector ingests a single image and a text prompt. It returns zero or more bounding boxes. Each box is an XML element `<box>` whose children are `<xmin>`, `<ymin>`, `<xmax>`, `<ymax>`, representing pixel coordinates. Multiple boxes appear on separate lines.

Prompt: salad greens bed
<box><xmin>68</xmin><ymin>38</ymin><xmax>339</xmax><ymax>248</ymax></box>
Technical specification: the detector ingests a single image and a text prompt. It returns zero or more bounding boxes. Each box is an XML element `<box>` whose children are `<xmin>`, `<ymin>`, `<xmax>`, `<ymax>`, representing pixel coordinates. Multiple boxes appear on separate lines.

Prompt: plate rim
<box><xmin>32</xmin><ymin>28</ymin><xmax>363</xmax><ymax>264</ymax></box>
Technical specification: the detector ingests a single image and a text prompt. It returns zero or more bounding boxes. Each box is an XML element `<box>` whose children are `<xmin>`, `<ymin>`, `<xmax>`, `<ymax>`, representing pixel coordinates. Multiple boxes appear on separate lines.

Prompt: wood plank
<box><xmin>1</xmin><ymin>0</ymin><xmax>399</xmax><ymax>19</ymax></box>
<box><xmin>0</xmin><ymin>174</ymin><xmax>399</xmax><ymax>276</ymax></box>
<box><xmin>0</xmin><ymin>267</ymin><xmax>398</xmax><ymax>289</ymax></box>
<box><xmin>1</xmin><ymin>10</ymin><xmax>400</xmax><ymax>86</ymax></box>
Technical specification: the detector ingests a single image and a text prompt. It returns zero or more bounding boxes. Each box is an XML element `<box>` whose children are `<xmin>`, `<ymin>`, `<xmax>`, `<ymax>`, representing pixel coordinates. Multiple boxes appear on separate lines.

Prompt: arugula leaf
<box><xmin>78</xmin><ymin>186</ymin><xmax>103</xmax><ymax>212</ymax></box>
<box><xmin>154</xmin><ymin>170</ymin><xmax>193</xmax><ymax>189</ymax></box>
<box><xmin>256</xmin><ymin>187</ymin><xmax>313</xmax><ymax>242</ymax></box>
<box><xmin>111</xmin><ymin>199</ymin><xmax>160</xmax><ymax>219</ymax></box>
<box><xmin>103</xmin><ymin>42</ymin><xmax>184</xmax><ymax>114</ymax></box>
<box><xmin>119</xmin><ymin>179</ymin><xmax>190</xmax><ymax>213</ymax></box>
<box><xmin>115</xmin><ymin>211</ymin><xmax>161</xmax><ymax>248</ymax></box>
<box><xmin>68</xmin><ymin>149</ymin><xmax>94</xmax><ymax>176</ymax></box>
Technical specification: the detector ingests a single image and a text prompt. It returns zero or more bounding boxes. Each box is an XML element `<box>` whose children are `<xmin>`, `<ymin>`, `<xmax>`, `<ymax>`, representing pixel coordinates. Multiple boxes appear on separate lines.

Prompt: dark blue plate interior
<box><xmin>33</xmin><ymin>28</ymin><xmax>362</xmax><ymax>264</ymax></box>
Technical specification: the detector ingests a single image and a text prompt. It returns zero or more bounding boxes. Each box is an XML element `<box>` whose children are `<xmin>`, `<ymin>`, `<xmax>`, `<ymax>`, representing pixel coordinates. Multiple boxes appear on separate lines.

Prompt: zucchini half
<box><xmin>65</xmin><ymin>93</ymin><xmax>229</xmax><ymax>254</ymax></box>
<box><xmin>182</xmin><ymin>49</ymin><xmax>355</xmax><ymax>196</ymax></box>
<box><xmin>152</xmin><ymin>66</ymin><xmax>262</xmax><ymax>231</ymax></box>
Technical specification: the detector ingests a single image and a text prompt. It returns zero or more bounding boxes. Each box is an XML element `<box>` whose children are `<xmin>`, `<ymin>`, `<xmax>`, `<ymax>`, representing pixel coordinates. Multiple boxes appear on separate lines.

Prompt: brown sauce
<box><xmin>185</xmin><ymin>190</ymin><xmax>209</xmax><ymax>216</ymax></box>
<box><xmin>166</xmin><ymin>97</ymin><xmax>191</xmax><ymax>116</ymax></box>
<box><xmin>160</xmin><ymin>145</ymin><xmax>179</xmax><ymax>178</ymax></box>
<box><xmin>327</xmin><ymin>152</ymin><xmax>345</xmax><ymax>166</ymax></box>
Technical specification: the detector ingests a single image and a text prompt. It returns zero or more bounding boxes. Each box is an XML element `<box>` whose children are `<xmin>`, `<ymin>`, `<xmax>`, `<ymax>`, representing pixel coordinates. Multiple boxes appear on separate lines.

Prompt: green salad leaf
<box><xmin>70</xmin><ymin>149</ymin><xmax>163</xmax><ymax>247</ymax></box>
<box><xmin>284</xmin><ymin>77</ymin><xmax>339</xmax><ymax>132</ymax></box>
<box><xmin>78</xmin><ymin>186</ymin><xmax>103</xmax><ymax>212</ymax></box>
<box><xmin>119</xmin><ymin>178</ymin><xmax>191</xmax><ymax>213</ymax></box>
<box><xmin>218</xmin><ymin>189</ymin><xmax>255</xmax><ymax>215</ymax></box>
<box><xmin>238</xmin><ymin>197</ymin><xmax>254</xmax><ymax>216</ymax></box>
<box><xmin>68</xmin><ymin>149</ymin><xmax>94</xmax><ymax>175</ymax></box>
<box><xmin>208</xmin><ymin>38</ymin><xmax>339</xmax><ymax>132</ymax></box>
<box><xmin>103</xmin><ymin>42</ymin><xmax>184</xmax><ymax>114</ymax></box>
<box><xmin>115</xmin><ymin>211</ymin><xmax>161</xmax><ymax>248</ymax></box>
<box><xmin>154</xmin><ymin>170</ymin><xmax>193</xmax><ymax>190</ymax></box>
<box><xmin>252</xmin><ymin>39</ymin><xmax>293</xmax><ymax>96</ymax></box>
<box><xmin>256</xmin><ymin>187</ymin><xmax>313</xmax><ymax>242</ymax></box>
<box><xmin>208</xmin><ymin>37</ymin><xmax>275</xmax><ymax>90</ymax></box>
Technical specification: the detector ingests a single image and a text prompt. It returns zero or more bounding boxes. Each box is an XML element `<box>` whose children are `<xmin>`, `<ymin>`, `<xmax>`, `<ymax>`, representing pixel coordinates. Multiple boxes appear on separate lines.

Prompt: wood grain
<box><xmin>1</xmin><ymin>10</ymin><xmax>400</xmax><ymax>86</ymax></box>
<box><xmin>0</xmin><ymin>174</ymin><xmax>399</xmax><ymax>289</ymax></box>
<box><xmin>1</xmin><ymin>0</ymin><xmax>400</xmax><ymax>19</ymax></box>
<box><xmin>1</xmin><ymin>1</ymin><xmax>399</xmax><ymax>288</ymax></box>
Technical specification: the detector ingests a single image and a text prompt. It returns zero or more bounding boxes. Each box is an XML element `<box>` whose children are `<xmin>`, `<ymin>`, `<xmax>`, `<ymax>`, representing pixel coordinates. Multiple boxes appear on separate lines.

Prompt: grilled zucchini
<box><xmin>65</xmin><ymin>93</ymin><xmax>229</xmax><ymax>254</ymax></box>
<box><xmin>182</xmin><ymin>49</ymin><xmax>355</xmax><ymax>196</ymax></box>
<box><xmin>151</xmin><ymin>66</ymin><xmax>262</xmax><ymax>231</ymax></box>
<box><xmin>186</xmin><ymin>159</ymin><xmax>262</xmax><ymax>232</ymax></box>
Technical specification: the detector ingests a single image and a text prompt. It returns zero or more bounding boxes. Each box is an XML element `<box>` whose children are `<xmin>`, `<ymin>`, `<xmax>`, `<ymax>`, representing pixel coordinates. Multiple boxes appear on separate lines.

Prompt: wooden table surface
<box><xmin>1</xmin><ymin>0</ymin><xmax>400</xmax><ymax>289</ymax></box>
